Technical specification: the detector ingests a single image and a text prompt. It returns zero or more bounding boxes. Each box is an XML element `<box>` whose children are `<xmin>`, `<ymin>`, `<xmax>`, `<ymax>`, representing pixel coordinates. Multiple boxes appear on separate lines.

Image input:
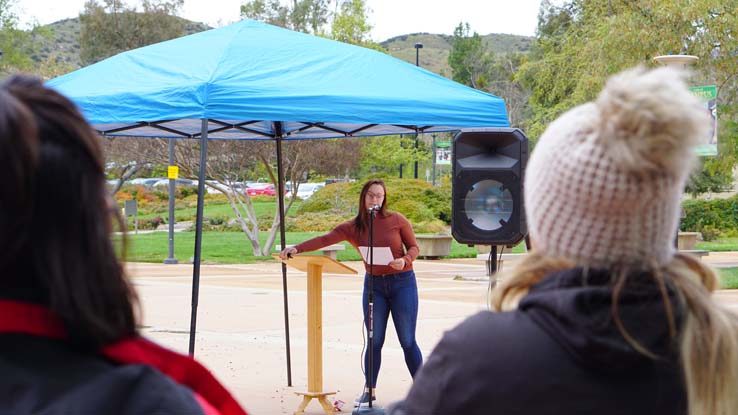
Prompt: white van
<box><xmin>295</xmin><ymin>182</ymin><xmax>325</xmax><ymax>200</ymax></box>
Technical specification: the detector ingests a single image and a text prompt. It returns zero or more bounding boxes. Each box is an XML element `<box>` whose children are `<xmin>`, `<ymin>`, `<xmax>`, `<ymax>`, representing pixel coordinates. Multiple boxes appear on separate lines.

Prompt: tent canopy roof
<box><xmin>48</xmin><ymin>19</ymin><xmax>509</xmax><ymax>140</ymax></box>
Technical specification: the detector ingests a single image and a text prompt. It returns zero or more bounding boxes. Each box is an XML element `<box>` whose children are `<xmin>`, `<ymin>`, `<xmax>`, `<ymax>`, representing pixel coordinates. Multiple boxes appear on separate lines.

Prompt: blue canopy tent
<box><xmin>48</xmin><ymin>18</ymin><xmax>509</xmax><ymax>385</ymax></box>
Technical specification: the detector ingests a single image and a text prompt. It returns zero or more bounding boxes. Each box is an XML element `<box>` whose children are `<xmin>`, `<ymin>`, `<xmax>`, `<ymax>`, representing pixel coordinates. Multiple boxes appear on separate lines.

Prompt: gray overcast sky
<box><xmin>16</xmin><ymin>0</ymin><xmax>541</xmax><ymax>41</ymax></box>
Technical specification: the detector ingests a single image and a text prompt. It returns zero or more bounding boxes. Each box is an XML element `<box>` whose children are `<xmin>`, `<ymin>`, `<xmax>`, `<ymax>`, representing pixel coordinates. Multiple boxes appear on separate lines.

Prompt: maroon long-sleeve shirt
<box><xmin>293</xmin><ymin>212</ymin><xmax>419</xmax><ymax>275</ymax></box>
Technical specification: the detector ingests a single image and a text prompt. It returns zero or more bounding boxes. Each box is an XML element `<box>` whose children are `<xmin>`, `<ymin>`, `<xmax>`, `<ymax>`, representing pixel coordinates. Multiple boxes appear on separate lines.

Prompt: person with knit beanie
<box><xmin>388</xmin><ymin>66</ymin><xmax>738</xmax><ymax>415</ymax></box>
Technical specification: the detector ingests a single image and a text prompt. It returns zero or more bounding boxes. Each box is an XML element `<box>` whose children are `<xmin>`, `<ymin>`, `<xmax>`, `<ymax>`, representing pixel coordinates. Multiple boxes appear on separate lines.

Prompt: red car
<box><xmin>246</xmin><ymin>183</ymin><xmax>276</xmax><ymax>196</ymax></box>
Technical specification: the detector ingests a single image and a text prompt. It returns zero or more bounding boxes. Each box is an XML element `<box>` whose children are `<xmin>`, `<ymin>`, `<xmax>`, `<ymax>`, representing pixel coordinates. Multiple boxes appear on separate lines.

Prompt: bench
<box><xmin>415</xmin><ymin>234</ymin><xmax>453</xmax><ymax>259</ymax></box>
<box><xmin>278</xmin><ymin>244</ymin><xmax>346</xmax><ymax>260</ymax></box>
<box><xmin>677</xmin><ymin>232</ymin><xmax>701</xmax><ymax>251</ymax></box>
<box><xmin>681</xmin><ymin>249</ymin><xmax>709</xmax><ymax>259</ymax></box>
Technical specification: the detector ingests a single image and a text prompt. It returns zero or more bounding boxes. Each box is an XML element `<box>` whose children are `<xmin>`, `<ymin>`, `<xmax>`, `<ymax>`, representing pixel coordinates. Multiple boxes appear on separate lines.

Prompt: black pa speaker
<box><xmin>452</xmin><ymin>128</ymin><xmax>529</xmax><ymax>246</ymax></box>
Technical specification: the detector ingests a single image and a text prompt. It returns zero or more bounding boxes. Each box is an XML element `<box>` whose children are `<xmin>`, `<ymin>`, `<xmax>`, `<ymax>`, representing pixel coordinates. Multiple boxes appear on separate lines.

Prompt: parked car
<box><xmin>203</xmin><ymin>180</ymin><xmax>227</xmax><ymax>194</ymax></box>
<box><xmin>152</xmin><ymin>178</ymin><xmax>195</xmax><ymax>187</ymax></box>
<box><xmin>324</xmin><ymin>178</ymin><xmax>355</xmax><ymax>185</ymax></box>
<box><xmin>128</xmin><ymin>177</ymin><xmax>164</xmax><ymax>187</ymax></box>
<box><xmin>295</xmin><ymin>182</ymin><xmax>325</xmax><ymax>200</ymax></box>
<box><xmin>246</xmin><ymin>183</ymin><xmax>275</xmax><ymax>196</ymax></box>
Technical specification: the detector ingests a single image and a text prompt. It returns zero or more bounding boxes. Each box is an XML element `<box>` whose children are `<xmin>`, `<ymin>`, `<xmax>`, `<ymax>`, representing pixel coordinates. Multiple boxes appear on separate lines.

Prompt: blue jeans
<box><xmin>362</xmin><ymin>270</ymin><xmax>423</xmax><ymax>388</ymax></box>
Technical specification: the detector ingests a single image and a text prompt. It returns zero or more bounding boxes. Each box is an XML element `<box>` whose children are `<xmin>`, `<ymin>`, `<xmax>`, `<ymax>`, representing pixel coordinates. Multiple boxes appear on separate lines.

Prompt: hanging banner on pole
<box><xmin>690</xmin><ymin>85</ymin><xmax>718</xmax><ymax>156</ymax></box>
<box><xmin>435</xmin><ymin>141</ymin><xmax>451</xmax><ymax>165</ymax></box>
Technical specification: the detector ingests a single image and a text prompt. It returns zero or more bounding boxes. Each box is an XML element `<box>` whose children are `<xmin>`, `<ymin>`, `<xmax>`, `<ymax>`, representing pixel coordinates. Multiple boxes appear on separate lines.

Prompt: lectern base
<box><xmin>294</xmin><ymin>390</ymin><xmax>336</xmax><ymax>415</ymax></box>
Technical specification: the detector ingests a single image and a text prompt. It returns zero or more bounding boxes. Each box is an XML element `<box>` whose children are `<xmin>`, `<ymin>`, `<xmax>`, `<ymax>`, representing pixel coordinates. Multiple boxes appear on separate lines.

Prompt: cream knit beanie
<box><xmin>524</xmin><ymin>66</ymin><xmax>710</xmax><ymax>269</ymax></box>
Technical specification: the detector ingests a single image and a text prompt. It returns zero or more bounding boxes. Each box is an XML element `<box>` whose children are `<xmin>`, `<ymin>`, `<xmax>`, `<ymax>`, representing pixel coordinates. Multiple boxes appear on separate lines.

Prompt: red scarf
<box><xmin>0</xmin><ymin>300</ymin><xmax>247</xmax><ymax>415</ymax></box>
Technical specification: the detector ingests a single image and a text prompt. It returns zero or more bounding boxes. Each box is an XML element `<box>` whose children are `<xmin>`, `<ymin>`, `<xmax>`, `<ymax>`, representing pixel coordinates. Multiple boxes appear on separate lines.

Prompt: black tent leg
<box><xmin>188</xmin><ymin>119</ymin><xmax>209</xmax><ymax>356</ymax></box>
<box><xmin>275</xmin><ymin>123</ymin><xmax>293</xmax><ymax>386</ymax></box>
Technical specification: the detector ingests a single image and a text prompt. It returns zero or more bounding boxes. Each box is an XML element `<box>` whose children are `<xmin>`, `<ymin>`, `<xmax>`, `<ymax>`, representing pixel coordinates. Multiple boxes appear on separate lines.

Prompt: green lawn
<box><xmin>122</xmin><ymin>231</ymin><xmax>359</xmax><ymax>264</ymax></box>
<box><xmin>136</xmin><ymin>198</ymin><xmax>298</xmax><ymax>221</ymax></box>
<box><xmin>696</xmin><ymin>237</ymin><xmax>738</xmax><ymax>252</ymax></box>
<box><xmin>123</xmin><ymin>231</ymin><xmax>527</xmax><ymax>263</ymax></box>
<box><xmin>721</xmin><ymin>267</ymin><xmax>738</xmax><ymax>289</ymax></box>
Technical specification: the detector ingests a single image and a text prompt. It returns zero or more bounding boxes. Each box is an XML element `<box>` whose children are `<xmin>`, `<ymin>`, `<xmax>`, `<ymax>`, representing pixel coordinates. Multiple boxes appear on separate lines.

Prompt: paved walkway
<box><xmin>127</xmin><ymin>252</ymin><xmax>738</xmax><ymax>415</ymax></box>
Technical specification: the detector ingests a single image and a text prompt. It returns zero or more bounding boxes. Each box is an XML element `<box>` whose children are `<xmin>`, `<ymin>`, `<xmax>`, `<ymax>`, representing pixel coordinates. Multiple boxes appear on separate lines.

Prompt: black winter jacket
<box><xmin>389</xmin><ymin>268</ymin><xmax>686</xmax><ymax>415</ymax></box>
<box><xmin>0</xmin><ymin>333</ymin><xmax>205</xmax><ymax>414</ymax></box>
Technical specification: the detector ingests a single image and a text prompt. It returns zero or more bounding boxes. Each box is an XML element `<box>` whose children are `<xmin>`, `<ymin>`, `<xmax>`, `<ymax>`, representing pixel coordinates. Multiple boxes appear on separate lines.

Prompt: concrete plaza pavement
<box><xmin>127</xmin><ymin>253</ymin><xmax>738</xmax><ymax>415</ymax></box>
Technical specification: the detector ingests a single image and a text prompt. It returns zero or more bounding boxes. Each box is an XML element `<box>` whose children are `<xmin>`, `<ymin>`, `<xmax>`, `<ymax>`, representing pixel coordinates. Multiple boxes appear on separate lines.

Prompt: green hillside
<box><xmin>33</xmin><ymin>17</ymin><xmax>532</xmax><ymax>76</ymax></box>
<box><xmin>381</xmin><ymin>32</ymin><xmax>533</xmax><ymax>77</ymax></box>
<box><xmin>33</xmin><ymin>17</ymin><xmax>210</xmax><ymax>69</ymax></box>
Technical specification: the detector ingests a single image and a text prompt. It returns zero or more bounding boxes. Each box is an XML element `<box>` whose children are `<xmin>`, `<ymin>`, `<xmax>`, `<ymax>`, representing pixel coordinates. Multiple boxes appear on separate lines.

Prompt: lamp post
<box><xmin>413</xmin><ymin>43</ymin><xmax>423</xmax><ymax>180</ymax></box>
<box><xmin>164</xmin><ymin>138</ymin><xmax>178</xmax><ymax>264</ymax></box>
<box><xmin>431</xmin><ymin>133</ymin><xmax>437</xmax><ymax>185</ymax></box>
<box><xmin>399</xmin><ymin>135</ymin><xmax>403</xmax><ymax>178</ymax></box>
<box><xmin>414</xmin><ymin>42</ymin><xmax>423</xmax><ymax>66</ymax></box>
<box><xmin>653</xmin><ymin>54</ymin><xmax>698</xmax><ymax>250</ymax></box>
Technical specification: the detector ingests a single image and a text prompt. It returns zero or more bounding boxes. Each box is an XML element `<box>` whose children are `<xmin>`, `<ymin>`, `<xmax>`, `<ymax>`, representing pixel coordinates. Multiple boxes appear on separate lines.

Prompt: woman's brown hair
<box><xmin>0</xmin><ymin>75</ymin><xmax>138</xmax><ymax>349</ymax></box>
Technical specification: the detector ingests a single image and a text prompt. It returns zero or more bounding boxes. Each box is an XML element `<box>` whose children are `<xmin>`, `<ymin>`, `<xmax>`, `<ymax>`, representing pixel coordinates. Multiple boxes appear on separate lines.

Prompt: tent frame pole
<box><xmin>188</xmin><ymin>119</ymin><xmax>209</xmax><ymax>356</ymax></box>
<box><xmin>275</xmin><ymin>122</ymin><xmax>293</xmax><ymax>386</ymax></box>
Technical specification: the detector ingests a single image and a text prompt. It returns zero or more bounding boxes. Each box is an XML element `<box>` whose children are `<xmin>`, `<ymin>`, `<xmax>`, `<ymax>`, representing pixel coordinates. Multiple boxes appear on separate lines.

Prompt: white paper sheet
<box><xmin>358</xmin><ymin>246</ymin><xmax>394</xmax><ymax>266</ymax></box>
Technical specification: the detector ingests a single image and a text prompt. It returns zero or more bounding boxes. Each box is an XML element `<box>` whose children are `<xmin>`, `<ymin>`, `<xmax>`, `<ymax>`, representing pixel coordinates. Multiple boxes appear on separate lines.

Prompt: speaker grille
<box><xmin>463</xmin><ymin>179</ymin><xmax>513</xmax><ymax>231</ymax></box>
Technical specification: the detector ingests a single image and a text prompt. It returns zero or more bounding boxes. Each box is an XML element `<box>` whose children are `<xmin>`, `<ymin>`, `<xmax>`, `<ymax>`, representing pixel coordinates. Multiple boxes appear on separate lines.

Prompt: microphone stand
<box><xmin>353</xmin><ymin>207</ymin><xmax>384</xmax><ymax>415</ymax></box>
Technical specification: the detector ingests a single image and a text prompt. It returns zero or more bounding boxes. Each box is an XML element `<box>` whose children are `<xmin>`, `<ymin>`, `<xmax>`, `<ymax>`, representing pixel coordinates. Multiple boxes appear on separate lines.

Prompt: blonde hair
<box><xmin>493</xmin><ymin>252</ymin><xmax>738</xmax><ymax>415</ymax></box>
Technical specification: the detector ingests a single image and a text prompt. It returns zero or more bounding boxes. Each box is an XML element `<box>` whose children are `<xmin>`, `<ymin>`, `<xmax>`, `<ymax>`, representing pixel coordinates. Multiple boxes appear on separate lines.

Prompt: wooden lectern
<box><xmin>273</xmin><ymin>254</ymin><xmax>357</xmax><ymax>415</ymax></box>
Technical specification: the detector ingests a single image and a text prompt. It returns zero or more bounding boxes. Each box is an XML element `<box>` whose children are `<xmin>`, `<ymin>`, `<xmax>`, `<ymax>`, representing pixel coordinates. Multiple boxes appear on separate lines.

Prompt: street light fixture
<box><xmin>414</xmin><ymin>43</ymin><xmax>423</xmax><ymax>66</ymax></box>
<box><xmin>413</xmin><ymin>43</ymin><xmax>423</xmax><ymax>179</ymax></box>
<box><xmin>653</xmin><ymin>54</ymin><xmax>699</xmax><ymax>249</ymax></box>
<box><xmin>653</xmin><ymin>54</ymin><xmax>698</xmax><ymax>68</ymax></box>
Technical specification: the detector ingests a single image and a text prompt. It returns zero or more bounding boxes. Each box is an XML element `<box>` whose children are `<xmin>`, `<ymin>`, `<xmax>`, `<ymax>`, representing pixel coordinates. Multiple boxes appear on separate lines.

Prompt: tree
<box><xmin>518</xmin><ymin>0</ymin><xmax>738</xmax><ymax>139</ymax></box>
<box><xmin>77</xmin><ymin>0</ymin><xmax>191</xmax><ymax>191</ymax></box>
<box><xmin>517</xmin><ymin>0</ymin><xmax>738</xmax><ymax>196</ymax></box>
<box><xmin>167</xmin><ymin>137</ymin><xmax>361</xmax><ymax>256</ymax></box>
<box><xmin>240</xmin><ymin>0</ymin><xmax>330</xmax><ymax>35</ymax></box>
<box><xmin>171</xmin><ymin>140</ymin><xmax>281</xmax><ymax>256</ymax></box>
<box><xmin>79</xmin><ymin>0</ymin><xmax>186</xmax><ymax>65</ymax></box>
<box><xmin>448</xmin><ymin>23</ymin><xmax>492</xmax><ymax>90</ymax></box>
<box><xmin>488</xmin><ymin>52</ymin><xmax>530</xmax><ymax>127</ymax></box>
<box><xmin>330</xmin><ymin>0</ymin><xmax>381</xmax><ymax>50</ymax></box>
<box><xmin>0</xmin><ymin>0</ymin><xmax>43</xmax><ymax>75</ymax></box>
<box><xmin>448</xmin><ymin>22</ymin><xmax>531</xmax><ymax>127</ymax></box>
<box><xmin>358</xmin><ymin>135</ymin><xmax>428</xmax><ymax>177</ymax></box>
<box><xmin>101</xmin><ymin>137</ymin><xmax>167</xmax><ymax>194</ymax></box>
<box><xmin>241</xmin><ymin>0</ymin><xmax>383</xmax><ymax>49</ymax></box>
<box><xmin>686</xmin><ymin>121</ymin><xmax>738</xmax><ymax>197</ymax></box>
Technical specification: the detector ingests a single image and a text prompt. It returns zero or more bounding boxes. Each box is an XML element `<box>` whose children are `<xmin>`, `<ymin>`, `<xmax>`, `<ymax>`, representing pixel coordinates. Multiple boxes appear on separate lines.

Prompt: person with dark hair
<box><xmin>280</xmin><ymin>178</ymin><xmax>421</xmax><ymax>408</ymax></box>
<box><xmin>389</xmin><ymin>66</ymin><xmax>738</xmax><ymax>415</ymax></box>
<box><xmin>0</xmin><ymin>74</ymin><xmax>247</xmax><ymax>415</ymax></box>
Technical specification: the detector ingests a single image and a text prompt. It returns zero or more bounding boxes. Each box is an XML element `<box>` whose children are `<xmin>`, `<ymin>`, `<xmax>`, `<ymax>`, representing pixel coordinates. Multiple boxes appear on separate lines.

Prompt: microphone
<box><xmin>368</xmin><ymin>204</ymin><xmax>381</xmax><ymax>212</ymax></box>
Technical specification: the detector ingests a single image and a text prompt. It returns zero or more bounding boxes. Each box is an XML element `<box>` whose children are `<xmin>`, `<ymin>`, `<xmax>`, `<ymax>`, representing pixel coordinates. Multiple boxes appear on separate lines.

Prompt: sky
<box><xmin>15</xmin><ymin>0</ymin><xmax>541</xmax><ymax>41</ymax></box>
